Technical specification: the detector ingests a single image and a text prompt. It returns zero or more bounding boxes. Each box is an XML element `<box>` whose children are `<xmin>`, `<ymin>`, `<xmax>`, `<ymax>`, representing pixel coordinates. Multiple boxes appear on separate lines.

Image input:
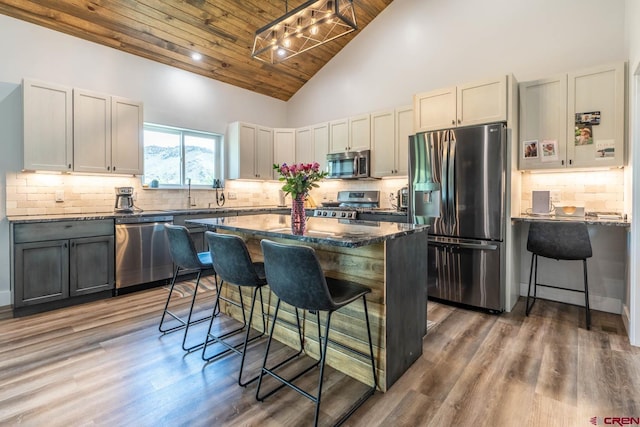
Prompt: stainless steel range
<box><xmin>313</xmin><ymin>190</ymin><xmax>380</xmax><ymax>219</ymax></box>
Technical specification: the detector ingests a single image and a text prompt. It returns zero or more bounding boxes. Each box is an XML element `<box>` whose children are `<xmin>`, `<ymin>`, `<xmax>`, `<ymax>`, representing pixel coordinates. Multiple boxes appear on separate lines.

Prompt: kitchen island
<box><xmin>187</xmin><ymin>214</ymin><xmax>429</xmax><ymax>391</ymax></box>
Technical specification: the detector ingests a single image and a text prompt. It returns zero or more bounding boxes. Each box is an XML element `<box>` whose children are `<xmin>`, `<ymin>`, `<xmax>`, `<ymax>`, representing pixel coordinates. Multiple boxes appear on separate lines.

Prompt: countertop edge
<box><xmin>511</xmin><ymin>215</ymin><xmax>629</xmax><ymax>227</ymax></box>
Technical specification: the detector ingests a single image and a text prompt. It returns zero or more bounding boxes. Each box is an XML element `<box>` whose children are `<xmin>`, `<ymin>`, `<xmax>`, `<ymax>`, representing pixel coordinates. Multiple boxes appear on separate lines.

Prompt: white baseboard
<box><xmin>0</xmin><ymin>290</ymin><xmax>11</xmax><ymax>307</ymax></box>
<box><xmin>622</xmin><ymin>303</ymin><xmax>630</xmax><ymax>334</ymax></box>
<box><xmin>519</xmin><ymin>282</ymin><xmax>622</xmax><ymax>314</ymax></box>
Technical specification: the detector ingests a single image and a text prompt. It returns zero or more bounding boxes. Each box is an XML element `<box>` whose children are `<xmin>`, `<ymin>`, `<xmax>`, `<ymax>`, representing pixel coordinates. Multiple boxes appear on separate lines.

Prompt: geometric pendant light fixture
<box><xmin>252</xmin><ymin>0</ymin><xmax>357</xmax><ymax>64</ymax></box>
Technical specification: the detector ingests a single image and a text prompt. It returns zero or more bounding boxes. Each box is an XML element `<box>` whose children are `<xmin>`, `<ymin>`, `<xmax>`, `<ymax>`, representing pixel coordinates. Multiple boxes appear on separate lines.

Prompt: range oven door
<box><xmin>427</xmin><ymin>237</ymin><xmax>504</xmax><ymax>311</ymax></box>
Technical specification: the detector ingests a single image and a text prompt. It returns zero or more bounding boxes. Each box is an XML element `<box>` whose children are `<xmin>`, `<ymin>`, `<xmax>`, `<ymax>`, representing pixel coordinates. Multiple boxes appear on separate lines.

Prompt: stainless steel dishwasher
<box><xmin>115</xmin><ymin>215</ymin><xmax>174</xmax><ymax>293</ymax></box>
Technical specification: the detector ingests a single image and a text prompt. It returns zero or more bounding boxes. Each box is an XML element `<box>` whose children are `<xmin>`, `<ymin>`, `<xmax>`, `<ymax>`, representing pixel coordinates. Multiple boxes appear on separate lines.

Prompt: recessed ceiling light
<box><xmin>191</xmin><ymin>52</ymin><xmax>203</xmax><ymax>61</ymax></box>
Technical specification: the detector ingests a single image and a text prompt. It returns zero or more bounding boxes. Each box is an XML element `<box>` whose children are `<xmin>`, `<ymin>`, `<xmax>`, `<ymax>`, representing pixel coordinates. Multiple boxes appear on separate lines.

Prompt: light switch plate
<box><xmin>55</xmin><ymin>190</ymin><xmax>64</xmax><ymax>202</ymax></box>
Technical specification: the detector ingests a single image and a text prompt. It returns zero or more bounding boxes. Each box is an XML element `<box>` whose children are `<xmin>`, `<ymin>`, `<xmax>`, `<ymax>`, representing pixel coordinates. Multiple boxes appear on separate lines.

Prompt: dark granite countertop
<box><xmin>187</xmin><ymin>213</ymin><xmax>429</xmax><ymax>248</ymax></box>
<box><xmin>6</xmin><ymin>206</ymin><xmax>407</xmax><ymax>224</ymax></box>
<box><xmin>511</xmin><ymin>214</ymin><xmax>629</xmax><ymax>227</ymax></box>
<box><xmin>6</xmin><ymin>206</ymin><xmax>288</xmax><ymax>224</ymax></box>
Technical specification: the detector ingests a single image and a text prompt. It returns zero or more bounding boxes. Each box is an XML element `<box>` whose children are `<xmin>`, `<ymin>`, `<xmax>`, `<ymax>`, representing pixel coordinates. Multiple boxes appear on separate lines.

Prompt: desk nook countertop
<box><xmin>187</xmin><ymin>214</ymin><xmax>430</xmax><ymax>392</ymax></box>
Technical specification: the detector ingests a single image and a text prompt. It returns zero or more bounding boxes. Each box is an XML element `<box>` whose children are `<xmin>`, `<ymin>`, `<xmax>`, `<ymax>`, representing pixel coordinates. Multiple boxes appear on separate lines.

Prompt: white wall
<box><xmin>625</xmin><ymin>0</ymin><xmax>640</xmax><ymax>345</ymax></box>
<box><xmin>287</xmin><ymin>0</ymin><xmax>627</xmax><ymax>126</ymax></box>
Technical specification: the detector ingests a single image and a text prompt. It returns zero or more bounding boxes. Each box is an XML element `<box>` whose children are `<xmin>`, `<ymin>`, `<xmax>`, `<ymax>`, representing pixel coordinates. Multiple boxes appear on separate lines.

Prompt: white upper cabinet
<box><xmin>349</xmin><ymin>114</ymin><xmax>371</xmax><ymax>152</ymax></box>
<box><xmin>273</xmin><ymin>128</ymin><xmax>296</xmax><ymax>179</ymax></box>
<box><xmin>23</xmin><ymin>79</ymin><xmax>73</xmax><ymax>171</ymax></box>
<box><xmin>371</xmin><ymin>106</ymin><xmax>413</xmax><ymax>178</ymax></box>
<box><xmin>312</xmin><ymin>122</ymin><xmax>329</xmax><ymax>171</ymax></box>
<box><xmin>295</xmin><ymin>127</ymin><xmax>314</xmax><ymax>165</ymax></box>
<box><xmin>74</xmin><ymin>91</ymin><xmax>143</xmax><ymax>175</ymax></box>
<box><xmin>256</xmin><ymin>126</ymin><xmax>274</xmax><ymax>179</ymax></box>
<box><xmin>329</xmin><ymin>118</ymin><xmax>349</xmax><ymax>153</ymax></box>
<box><xmin>395</xmin><ymin>105</ymin><xmax>413</xmax><ymax>176</ymax></box>
<box><xmin>227</xmin><ymin>122</ymin><xmax>274</xmax><ymax>180</ymax></box>
<box><xmin>518</xmin><ymin>62</ymin><xmax>625</xmax><ymax>170</ymax></box>
<box><xmin>519</xmin><ymin>75</ymin><xmax>568</xmax><ymax>170</ymax></box>
<box><xmin>566</xmin><ymin>63</ymin><xmax>625</xmax><ymax>168</ymax></box>
<box><xmin>73</xmin><ymin>89</ymin><xmax>111</xmax><ymax>174</ymax></box>
<box><xmin>329</xmin><ymin>114</ymin><xmax>371</xmax><ymax>153</ymax></box>
<box><xmin>23</xmin><ymin>79</ymin><xmax>143</xmax><ymax>175</ymax></box>
<box><xmin>371</xmin><ymin>110</ymin><xmax>396</xmax><ymax>177</ymax></box>
<box><xmin>111</xmin><ymin>96</ymin><xmax>144</xmax><ymax>175</ymax></box>
<box><xmin>295</xmin><ymin>123</ymin><xmax>329</xmax><ymax>172</ymax></box>
<box><xmin>414</xmin><ymin>76</ymin><xmax>508</xmax><ymax>132</ymax></box>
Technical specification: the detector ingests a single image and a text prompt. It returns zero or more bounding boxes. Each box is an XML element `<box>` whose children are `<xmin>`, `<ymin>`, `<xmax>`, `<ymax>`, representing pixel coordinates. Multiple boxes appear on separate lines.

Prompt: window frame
<box><xmin>142</xmin><ymin>123</ymin><xmax>223</xmax><ymax>189</ymax></box>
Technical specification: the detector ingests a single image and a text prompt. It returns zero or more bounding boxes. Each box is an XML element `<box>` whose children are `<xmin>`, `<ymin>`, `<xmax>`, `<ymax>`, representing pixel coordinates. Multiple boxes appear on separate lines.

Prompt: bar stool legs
<box><xmin>202</xmin><ymin>284</ymin><xmax>268</xmax><ymax>386</ymax></box>
<box><xmin>256</xmin><ymin>295</ymin><xmax>377</xmax><ymax>427</ymax></box>
<box><xmin>158</xmin><ymin>267</ymin><xmax>218</xmax><ymax>339</ymax></box>
<box><xmin>525</xmin><ymin>253</ymin><xmax>592</xmax><ymax>330</ymax></box>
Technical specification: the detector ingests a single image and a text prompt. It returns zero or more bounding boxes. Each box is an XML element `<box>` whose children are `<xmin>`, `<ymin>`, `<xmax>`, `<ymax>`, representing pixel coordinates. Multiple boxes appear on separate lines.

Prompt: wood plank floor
<box><xmin>1</xmin><ymin>282</ymin><xmax>639</xmax><ymax>426</ymax></box>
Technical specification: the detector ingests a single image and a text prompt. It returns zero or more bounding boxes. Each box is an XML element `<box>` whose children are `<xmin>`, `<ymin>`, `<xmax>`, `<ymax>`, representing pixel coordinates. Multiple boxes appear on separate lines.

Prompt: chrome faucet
<box><xmin>187</xmin><ymin>178</ymin><xmax>196</xmax><ymax>208</ymax></box>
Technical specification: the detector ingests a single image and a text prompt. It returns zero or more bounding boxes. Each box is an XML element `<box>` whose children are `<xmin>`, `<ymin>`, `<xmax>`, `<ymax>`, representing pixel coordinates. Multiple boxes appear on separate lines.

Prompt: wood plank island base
<box><xmin>187</xmin><ymin>214</ymin><xmax>430</xmax><ymax>391</ymax></box>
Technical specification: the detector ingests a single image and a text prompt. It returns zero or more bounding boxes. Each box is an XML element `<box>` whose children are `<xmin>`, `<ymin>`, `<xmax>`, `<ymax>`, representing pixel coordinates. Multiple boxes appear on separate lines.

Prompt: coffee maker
<box><xmin>114</xmin><ymin>187</ymin><xmax>135</xmax><ymax>213</ymax></box>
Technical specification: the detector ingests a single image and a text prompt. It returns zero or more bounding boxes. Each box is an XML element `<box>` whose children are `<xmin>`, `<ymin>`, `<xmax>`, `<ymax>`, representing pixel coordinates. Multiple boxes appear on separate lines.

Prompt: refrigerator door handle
<box><xmin>440</xmin><ymin>133</ymin><xmax>450</xmax><ymax>230</ymax></box>
<box><xmin>447</xmin><ymin>131</ymin><xmax>457</xmax><ymax>233</ymax></box>
<box><xmin>429</xmin><ymin>238</ymin><xmax>498</xmax><ymax>251</ymax></box>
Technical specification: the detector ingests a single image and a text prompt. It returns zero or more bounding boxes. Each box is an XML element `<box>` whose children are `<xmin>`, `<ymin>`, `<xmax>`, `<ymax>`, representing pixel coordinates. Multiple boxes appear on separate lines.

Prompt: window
<box><xmin>143</xmin><ymin>124</ymin><xmax>223</xmax><ymax>187</ymax></box>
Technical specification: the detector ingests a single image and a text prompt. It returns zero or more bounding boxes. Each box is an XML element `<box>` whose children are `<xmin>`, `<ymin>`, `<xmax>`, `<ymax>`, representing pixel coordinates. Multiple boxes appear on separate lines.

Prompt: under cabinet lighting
<box><xmin>252</xmin><ymin>0</ymin><xmax>357</xmax><ymax>64</ymax></box>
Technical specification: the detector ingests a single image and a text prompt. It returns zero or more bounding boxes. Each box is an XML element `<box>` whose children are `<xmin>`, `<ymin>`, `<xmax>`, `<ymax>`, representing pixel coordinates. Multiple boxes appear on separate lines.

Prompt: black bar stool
<box><xmin>160</xmin><ymin>224</ymin><xmax>217</xmax><ymax>351</ymax></box>
<box><xmin>258</xmin><ymin>239</ymin><xmax>377</xmax><ymax>427</ymax></box>
<box><xmin>203</xmin><ymin>231</ymin><xmax>304</xmax><ymax>386</ymax></box>
<box><xmin>526</xmin><ymin>221</ymin><xmax>593</xmax><ymax>329</ymax></box>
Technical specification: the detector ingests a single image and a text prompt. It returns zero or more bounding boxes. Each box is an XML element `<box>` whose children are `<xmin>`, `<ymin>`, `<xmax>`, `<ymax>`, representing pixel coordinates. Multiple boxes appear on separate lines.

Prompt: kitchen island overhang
<box><xmin>187</xmin><ymin>214</ymin><xmax>429</xmax><ymax>391</ymax></box>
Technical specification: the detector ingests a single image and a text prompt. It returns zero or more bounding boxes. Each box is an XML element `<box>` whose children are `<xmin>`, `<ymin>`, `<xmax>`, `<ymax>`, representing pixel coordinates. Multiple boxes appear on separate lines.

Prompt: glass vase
<box><xmin>291</xmin><ymin>194</ymin><xmax>306</xmax><ymax>235</ymax></box>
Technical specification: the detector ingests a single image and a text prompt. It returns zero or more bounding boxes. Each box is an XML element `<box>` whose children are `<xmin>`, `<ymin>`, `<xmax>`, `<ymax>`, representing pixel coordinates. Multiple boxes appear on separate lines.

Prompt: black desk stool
<box><xmin>203</xmin><ymin>231</ymin><xmax>302</xmax><ymax>386</ymax></box>
<box><xmin>258</xmin><ymin>239</ymin><xmax>377</xmax><ymax>427</ymax></box>
<box><xmin>161</xmin><ymin>224</ymin><xmax>217</xmax><ymax>351</ymax></box>
<box><xmin>526</xmin><ymin>221</ymin><xmax>593</xmax><ymax>329</ymax></box>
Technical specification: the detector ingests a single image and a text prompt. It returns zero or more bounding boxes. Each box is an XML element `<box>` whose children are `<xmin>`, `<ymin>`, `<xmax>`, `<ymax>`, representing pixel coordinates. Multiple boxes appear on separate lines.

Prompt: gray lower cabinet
<box><xmin>13</xmin><ymin>220</ymin><xmax>114</xmax><ymax>308</ymax></box>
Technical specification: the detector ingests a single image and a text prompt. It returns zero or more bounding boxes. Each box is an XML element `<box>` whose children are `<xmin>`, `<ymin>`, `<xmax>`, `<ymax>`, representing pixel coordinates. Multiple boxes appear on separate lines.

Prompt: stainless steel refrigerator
<box><xmin>409</xmin><ymin>122</ymin><xmax>506</xmax><ymax>311</ymax></box>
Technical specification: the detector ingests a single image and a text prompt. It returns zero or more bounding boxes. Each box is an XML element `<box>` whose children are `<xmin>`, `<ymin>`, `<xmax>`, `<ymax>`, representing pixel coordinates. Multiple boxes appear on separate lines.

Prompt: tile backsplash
<box><xmin>7</xmin><ymin>168</ymin><xmax>622</xmax><ymax>217</ymax></box>
<box><xmin>4</xmin><ymin>172</ymin><xmax>409</xmax><ymax>216</ymax></box>
<box><xmin>520</xmin><ymin>169</ymin><xmax>624</xmax><ymax>213</ymax></box>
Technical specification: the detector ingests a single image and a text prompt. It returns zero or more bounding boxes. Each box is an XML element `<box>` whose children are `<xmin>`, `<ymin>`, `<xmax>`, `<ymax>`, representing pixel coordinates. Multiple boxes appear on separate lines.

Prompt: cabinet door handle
<box><xmin>561</xmin><ymin>160</ymin><xmax>565</xmax><ymax>166</ymax></box>
<box><xmin>569</xmin><ymin>160</ymin><xmax>572</xmax><ymax>165</ymax></box>
<box><xmin>107</xmin><ymin>166</ymin><xmax>110</xmax><ymax>171</ymax></box>
<box><xmin>113</xmin><ymin>166</ymin><xmax>116</xmax><ymax>171</ymax></box>
<box><xmin>68</xmin><ymin>164</ymin><xmax>72</xmax><ymax>169</ymax></box>
<box><xmin>451</xmin><ymin>120</ymin><xmax>455</xmax><ymax>125</ymax></box>
<box><xmin>64</xmin><ymin>242</ymin><xmax>68</xmax><ymax>248</ymax></box>
<box><xmin>457</xmin><ymin>119</ymin><xmax>461</xmax><ymax>124</ymax></box>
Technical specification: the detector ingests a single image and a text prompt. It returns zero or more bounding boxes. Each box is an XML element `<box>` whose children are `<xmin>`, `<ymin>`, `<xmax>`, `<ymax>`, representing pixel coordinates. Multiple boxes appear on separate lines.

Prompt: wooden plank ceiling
<box><xmin>0</xmin><ymin>0</ymin><xmax>393</xmax><ymax>101</ymax></box>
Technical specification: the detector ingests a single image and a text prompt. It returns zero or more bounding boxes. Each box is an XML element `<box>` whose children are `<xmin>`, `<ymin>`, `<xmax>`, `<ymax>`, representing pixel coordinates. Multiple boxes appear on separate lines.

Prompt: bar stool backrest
<box><xmin>205</xmin><ymin>232</ymin><xmax>264</xmax><ymax>287</ymax></box>
<box><xmin>527</xmin><ymin>221</ymin><xmax>592</xmax><ymax>260</ymax></box>
<box><xmin>261</xmin><ymin>239</ymin><xmax>335</xmax><ymax>311</ymax></box>
<box><xmin>164</xmin><ymin>224</ymin><xmax>204</xmax><ymax>269</ymax></box>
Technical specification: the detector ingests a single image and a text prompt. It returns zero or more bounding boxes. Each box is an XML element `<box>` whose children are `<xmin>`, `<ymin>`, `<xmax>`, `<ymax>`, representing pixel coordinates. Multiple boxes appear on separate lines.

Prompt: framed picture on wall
<box><xmin>523</xmin><ymin>140</ymin><xmax>538</xmax><ymax>159</ymax></box>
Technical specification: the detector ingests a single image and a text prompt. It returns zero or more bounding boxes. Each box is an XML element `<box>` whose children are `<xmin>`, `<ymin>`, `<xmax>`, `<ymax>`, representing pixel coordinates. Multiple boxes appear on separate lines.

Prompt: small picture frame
<box><xmin>541</xmin><ymin>140</ymin><xmax>559</xmax><ymax>162</ymax></box>
<box><xmin>575</xmin><ymin>111</ymin><xmax>601</xmax><ymax>125</ymax></box>
<box><xmin>523</xmin><ymin>140</ymin><xmax>538</xmax><ymax>159</ymax></box>
<box><xmin>575</xmin><ymin>124</ymin><xmax>594</xmax><ymax>146</ymax></box>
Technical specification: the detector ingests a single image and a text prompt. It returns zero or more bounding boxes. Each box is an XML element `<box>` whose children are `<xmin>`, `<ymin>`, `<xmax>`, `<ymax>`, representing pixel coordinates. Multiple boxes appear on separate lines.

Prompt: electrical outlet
<box><xmin>550</xmin><ymin>190</ymin><xmax>561</xmax><ymax>203</ymax></box>
<box><xmin>55</xmin><ymin>190</ymin><xmax>64</xmax><ymax>202</ymax></box>
<box><xmin>227</xmin><ymin>192</ymin><xmax>237</xmax><ymax>200</ymax></box>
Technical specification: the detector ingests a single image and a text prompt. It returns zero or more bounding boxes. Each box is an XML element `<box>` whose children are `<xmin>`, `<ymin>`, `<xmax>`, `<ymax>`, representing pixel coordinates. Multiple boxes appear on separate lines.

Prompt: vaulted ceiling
<box><xmin>0</xmin><ymin>0</ymin><xmax>393</xmax><ymax>101</ymax></box>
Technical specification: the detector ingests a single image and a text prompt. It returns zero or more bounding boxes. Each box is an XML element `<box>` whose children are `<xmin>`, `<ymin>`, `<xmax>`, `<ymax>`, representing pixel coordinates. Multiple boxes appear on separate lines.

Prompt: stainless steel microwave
<box><xmin>326</xmin><ymin>150</ymin><xmax>370</xmax><ymax>179</ymax></box>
